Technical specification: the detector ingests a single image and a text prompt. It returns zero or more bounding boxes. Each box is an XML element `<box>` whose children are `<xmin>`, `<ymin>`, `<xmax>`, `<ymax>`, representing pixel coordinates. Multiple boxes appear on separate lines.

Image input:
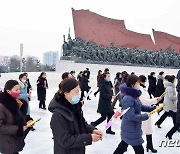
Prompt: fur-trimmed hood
<box><xmin>120</xmin><ymin>84</ymin><xmax>142</xmax><ymax>98</ymax></box>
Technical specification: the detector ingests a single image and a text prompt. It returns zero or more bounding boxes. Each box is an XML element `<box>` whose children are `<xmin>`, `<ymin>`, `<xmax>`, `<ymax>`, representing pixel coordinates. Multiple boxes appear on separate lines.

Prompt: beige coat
<box><xmin>139</xmin><ymin>86</ymin><xmax>157</xmax><ymax>135</ymax></box>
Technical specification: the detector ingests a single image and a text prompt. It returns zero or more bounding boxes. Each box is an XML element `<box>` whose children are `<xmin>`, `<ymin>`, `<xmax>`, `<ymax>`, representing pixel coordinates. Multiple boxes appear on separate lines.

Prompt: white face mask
<box><xmin>135</xmin><ymin>85</ymin><xmax>141</xmax><ymax>90</ymax></box>
<box><xmin>22</xmin><ymin>79</ymin><xmax>26</xmax><ymax>83</ymax></box>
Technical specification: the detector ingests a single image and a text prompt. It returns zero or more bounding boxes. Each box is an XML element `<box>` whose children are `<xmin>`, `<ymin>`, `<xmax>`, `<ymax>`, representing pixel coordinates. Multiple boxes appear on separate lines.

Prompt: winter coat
<box><xmin>0</xmin><ymin>92</ymin><xmax>27</xmax><ymax>154</ymax></box>
<box><xmin>155</xmin><ymin>75</ymin><xmax>165</xmax><ymax>97</ymax></box>
<box><xmin>97</xmin><ymin>79</ymin><xmax>114</xmax><ymax>114</ymax></box>
<box><xmin>48</xmin><ymin>94</ymin><xmax>95</xmax><ymax>154</ymax></box>
<box><xmin>176</xmin><ymin>80</ymin><xmax>180</xmax><ymax>124</ymax></box>
<box><xmin>139</xmin><ymin>86</ymin><xmax>157</xmax><ymax>135</ymax></box>
<box><xmin>81</xmin><ymin>75</ymin><xmax>90</xmax><ymax>92</ymax></box>
<box><xmin>19</xmin><ymin>81</ymin><xmax>30</xmax><ymax>115</ymax></box>
<box><xmin>120</xmin><ymin>85</ymin><xmax>154</xmax><ymax>146</ymax></box>
<box><xmin>97</xmin><ymin>74</ymin><xmax>102</xmax><ymax>87</ymax></box>
<box><xmin>37</xmin><ymin>77</ymin><xmax>48</xmax><ymax>101</ymax></box>
<box><xmin>148</xmin><ymin>75</ymin><xmax>156</xmax><ymax>97</ymax></box>
<box><xmin>164</xmin><ymin>81</ymin><xmax>177</xmax><ymax>112</ymax></box>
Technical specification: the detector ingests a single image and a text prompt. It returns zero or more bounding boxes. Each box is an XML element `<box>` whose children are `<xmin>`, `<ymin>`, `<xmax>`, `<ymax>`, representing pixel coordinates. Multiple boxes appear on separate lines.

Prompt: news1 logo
<box><xmin>159</xmin><ymin>140</ymin><xmax>180</xmax><ymax>147</ymax></box>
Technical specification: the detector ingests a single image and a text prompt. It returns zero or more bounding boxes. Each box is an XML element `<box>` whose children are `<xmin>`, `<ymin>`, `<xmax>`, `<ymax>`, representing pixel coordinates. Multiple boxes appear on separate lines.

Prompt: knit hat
<box><xmin>4</xmin><ymin>80</ymin><xmax>19</xmax><ymax>90</ymax></box>
<box><xmin>61</xmin><ymin>78</ymin><xmax>79</xmax><ymax>93</ymax></box>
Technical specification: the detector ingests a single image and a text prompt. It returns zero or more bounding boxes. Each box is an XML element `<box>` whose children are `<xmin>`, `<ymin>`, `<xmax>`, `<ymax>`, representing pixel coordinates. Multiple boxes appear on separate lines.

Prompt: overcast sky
<box><xmin>0</xmin><ymin>0</ymin><xmax>180</xmax><ymax>61</ymax></box>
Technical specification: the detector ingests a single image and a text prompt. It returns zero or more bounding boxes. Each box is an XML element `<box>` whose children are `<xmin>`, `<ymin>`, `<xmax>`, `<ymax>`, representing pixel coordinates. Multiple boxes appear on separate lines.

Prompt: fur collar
<box><xmin>120</xmin><ymin>84</ymin><xmax>142</xmax><ymax>98</ymax></box>
<box><xmin>0</xmin><ymin>91</ymin><xmax>25</xmax><ymax>126</ymax></box>
<box><xmin>19</xmin><ymin>81</ymin><xmax>27</xmax><ymax>89</ymax></box>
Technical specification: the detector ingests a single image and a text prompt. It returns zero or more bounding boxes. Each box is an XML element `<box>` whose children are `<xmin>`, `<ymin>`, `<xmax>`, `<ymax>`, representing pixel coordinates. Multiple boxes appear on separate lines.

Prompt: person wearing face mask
<box><xmin>155</xmin><ymin>75</ymin><xmax>177</xmax><ymax>132</ymax></box>
<box><xmin>113</xmin><ymin>75</ymin><xmax>154</xmax><ymax>154</ymax></box>
<box><xmin>148</xmin><ymin>72</ymin><xmax>157</xmax><ymax>98</ymax></box>
<box><xmin>80</xmin><ymin>70</ymin><xmax>91</xmax><ymax>101</ymax></box>
<box><xmin>139</xmin><ymin>75</ymin><xmax>162</xmax><ymax>153</ymax></box>
<box><xmin>0</xmin><ymin>80</ymin><xmax>31</xmax><ymax>154</ymax></box>
<box><xmin>91</xmin><ymin>72</ymin><xmax>116</xmax><ymax>135</ymax></box>
<box><xmin>18</xmin><ymin>74</ymin><xmax>34</xmax><ymax>126</ymax></box>
<box><xmin>37</xmin><ymin>72</ymin><xmax>48</xmax><ymax>110</ymax></box>
<box><xmin>48</xmin><ymin>78</ymin><xmax>102</xmax><ymax>154</ymax></box>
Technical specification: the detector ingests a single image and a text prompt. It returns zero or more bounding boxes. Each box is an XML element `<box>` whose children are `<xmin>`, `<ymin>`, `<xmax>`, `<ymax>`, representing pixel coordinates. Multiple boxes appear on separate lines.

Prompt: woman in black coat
<box><xmin>37</xmin><ymin>72</ymin><xmax>48</xmax><ymax>110</ymax></box>
<box><xmin>80</xmin><ymin>71</ymin><xmax>91</xmax><ymax>101</ymax></box>
<box><xmin>48</xmin><ymin>78</ymin><xmax>102</xmax><ymax>154</ymax></box>
<box><xmin>148</xmin><ymin>72</ymin><xmax>157</xmax><ymax>98</ymax></box>
<box><xmin>0</xmin><ymin>80</ymin><xmax>31</xmax><ymax>154</ymax></box>
<box><xmin>155</xmin><ymin>72</ymin><xmax>165</xmax><ymax>97</ymax></box>
<box><xmin>91</xmin><ymin>72</ymin><xmax>115</xmax><ymax>135</ymax></box>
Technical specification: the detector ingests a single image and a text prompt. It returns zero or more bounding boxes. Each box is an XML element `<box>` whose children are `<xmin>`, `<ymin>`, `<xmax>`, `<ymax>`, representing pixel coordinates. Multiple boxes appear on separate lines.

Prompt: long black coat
<box><xmin>155</xmin><ymin>78</ymin><xmax>165</xmax><ymax>97</ymax></box>
<box><xmin>176</xmin><ymin>80</ymin><xmax>180</xmax><ymax>124</ymax></box>
<box><xmin>37</xmin><ymin>77</ymin><xmax>48</xmax><ymax>101</ymax></box>
<box><xmin>97</xmin><ymin>79</ymin><xmax>114</xmax><ymax>114</ymax></box>
<box><xmin>148</xmin><ymin>75</ymin><xmax>156</xmax><ymax>97</ymax></box>
<box><xmin>80</xmin><ymin>75</ymin><xmax>90</xmax><ymax>92</ymax></box>
<box><xmin>48</xmin><ymin>94</ymin><xmax>95</xmax><ymax>154</ymax></box>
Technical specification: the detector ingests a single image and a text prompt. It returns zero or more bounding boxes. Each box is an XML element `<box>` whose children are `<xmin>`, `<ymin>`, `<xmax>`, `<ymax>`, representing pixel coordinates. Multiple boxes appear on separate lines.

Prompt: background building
<box><xmin>43</xmin><ymin>51</ymin><xmax>58</xmax><ymax>66</ymax></box>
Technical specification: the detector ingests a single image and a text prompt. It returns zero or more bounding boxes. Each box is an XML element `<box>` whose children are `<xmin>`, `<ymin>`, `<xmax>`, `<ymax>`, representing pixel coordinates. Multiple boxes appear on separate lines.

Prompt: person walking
<box><xmin>91</xmin><ymin>72</ymin><xmax>116</xmax><ymax>135</ymax></box>
<box><xmin>148</xmin><ymin>72</ymin><xmax>157</xmax><ymax>98</ymax></box>
<box><xmin>155</xmin><ymin>71</ymin><xmax>165</xmax><ymax>103</ymax></box>
<box><xmin>155</xmin><ymin>75</ymin><xmax>177</xmax><ymax>129</ymax></box>
<box><xmin>112</xmin><ymin>72</ymin><xmax>122</xmax><ymax>109</ymax></box>
<box><xmin>48</xmin><ymin>78</ymin><xmax>102</xmax><ymax>154</ymax></box>
<box><xmin>139</xmin><ymin>75</ymin><xmax>162</xmax><ymax>153</ymax></box>
<box><xmin>165</xmin><ymin>71</ymin><xmax>180</xmax><ymax>139</ymax></box>
<box><xmin>80</xmin><ymin>71</ymin><xmax>91</xmax><ymax>101</ymax></box>
<box><xmin>113</xmin><ymin>75</ymin><xmax>154</xmax><ymax>154</ymax></box>
<box><xmin>37</xmin><ymin>72</ymin><xmax>48</xmax><ymax>110</ymax></box>
<box><xmin>94</xmin><ymin>70</ymin><xmax>102</xmax><ymax>97</ymax></box>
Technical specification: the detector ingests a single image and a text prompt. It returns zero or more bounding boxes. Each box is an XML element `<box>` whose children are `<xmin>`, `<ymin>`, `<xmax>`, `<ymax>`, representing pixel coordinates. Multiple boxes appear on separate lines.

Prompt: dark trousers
<box><xmin>80</xmin><ymin>90</ymin><xmax>90</xmax><ymax>101</ymax></box>
<box><xmin>166</xmin><ymin>123</ymin><xmax>180</xmax><ymax>138</ymax></box>
<box><xmin>39</xmin><ymin>100</ymin><xmax>46</xmax><ymax>108</ymax></box>
<box><xmin>92</xmin><ymin>112</ymin><xmax>113</xmax><ymax>131</ymax></box>
<box><xmin>94</xmin><ymin>88</ymin><xmax>99</xmax><ymax>96</ymax></box>
<box><xmin>112</xmin><ymin>90</ymin><xmax>121</xmax><ymax>108</ymax></box>
<box><xmin>113</xmin><ymin>140</ymin><xmax>144</xmax><ymax>154</ymax></box>
<box><xmin>155</xmin><ymin>111</ymin><xmax>176</xmax><ymax>126</ymax></box>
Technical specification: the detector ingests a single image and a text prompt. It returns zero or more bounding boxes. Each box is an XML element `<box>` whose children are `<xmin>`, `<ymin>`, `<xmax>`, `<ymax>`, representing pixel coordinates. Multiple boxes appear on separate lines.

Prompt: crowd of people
<box><xmin>0</xmin><ymin>68</ymin><xmax>180</xmax><ymax>154</ymax></box>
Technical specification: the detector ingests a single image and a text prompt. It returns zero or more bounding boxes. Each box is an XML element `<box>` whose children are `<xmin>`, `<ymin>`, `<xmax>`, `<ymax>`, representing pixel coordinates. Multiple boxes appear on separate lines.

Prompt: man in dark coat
<box><xmin>148</xmin><ymin>72</ymin><xmax>157</xmax><ymax>98</ymax></box>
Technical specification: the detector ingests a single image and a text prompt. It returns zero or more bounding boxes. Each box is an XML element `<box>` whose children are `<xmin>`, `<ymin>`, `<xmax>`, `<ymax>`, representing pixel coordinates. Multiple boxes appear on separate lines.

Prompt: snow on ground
<box><xmin>0</xmin><ymin>65</ymin><xmax>180</xmax><ymax>154</ymax></box>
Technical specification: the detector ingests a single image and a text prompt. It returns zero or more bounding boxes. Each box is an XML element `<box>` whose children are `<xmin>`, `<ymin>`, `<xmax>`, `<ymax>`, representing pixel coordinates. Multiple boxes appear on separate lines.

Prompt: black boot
<box><xmin>106</xmin><ymin>127</ymin><xmax>115</xmax><ymax>135</ymax></box>
<box><xmin>146</xmin><ymin>135</ymin><xmax>157</xmax><ymax>153</ymax></box>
